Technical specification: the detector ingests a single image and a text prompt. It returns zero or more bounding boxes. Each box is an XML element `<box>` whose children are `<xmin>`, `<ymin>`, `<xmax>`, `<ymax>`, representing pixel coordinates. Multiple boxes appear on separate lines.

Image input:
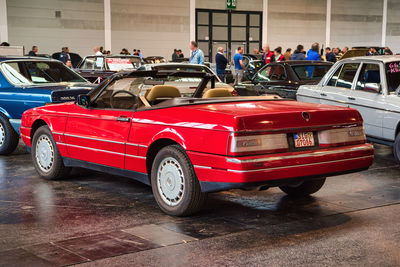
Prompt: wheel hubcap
<box><xmin>35</xmin><ymin>135</ymin><xmax>54</xmax><ymax>172</ymax></box>
<box><xmin>0</xmin><ymin>123</ymin><xmax>5</xmax><ymax>147</ymax></box>
<box><xmin>157</xmin><ymin>157</ymin><xmax>185</xmax><ymax>206</ymax></box>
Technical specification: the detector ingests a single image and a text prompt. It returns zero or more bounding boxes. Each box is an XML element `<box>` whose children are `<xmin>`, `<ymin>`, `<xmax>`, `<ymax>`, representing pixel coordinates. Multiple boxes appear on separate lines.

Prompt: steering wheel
<box><xmin>110</xmin><ymin>90</ymin><xmax>137</xmax><ymax>109</ymax></box>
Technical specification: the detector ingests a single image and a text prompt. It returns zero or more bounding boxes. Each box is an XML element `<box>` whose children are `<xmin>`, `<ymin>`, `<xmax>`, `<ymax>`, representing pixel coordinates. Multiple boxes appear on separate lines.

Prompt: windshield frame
<box><xmin>0</xmin><ymin>59</ymin><xmax>89</xmax><ymax>86</ymax></box>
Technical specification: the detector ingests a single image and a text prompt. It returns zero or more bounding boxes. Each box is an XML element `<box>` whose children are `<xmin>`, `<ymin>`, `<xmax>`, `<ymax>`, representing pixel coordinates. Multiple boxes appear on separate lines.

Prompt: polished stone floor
<box><xmin>0</xmin><ymin>141</ymin><xmax>399</xmax><ymax>266</ymax></box>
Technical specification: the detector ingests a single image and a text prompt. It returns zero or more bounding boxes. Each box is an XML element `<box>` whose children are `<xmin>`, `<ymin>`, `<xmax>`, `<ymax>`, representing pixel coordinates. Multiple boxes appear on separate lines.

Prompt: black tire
<box><xmin>0</xmin><ymin>113</ymin><xmax>19</xmax><ymax>155</ymax></box>
<box><xmin>151</xmin><ymin>145</ymin><xmax>207</xmax><ymax>216</ymax></box>
<box><xmin>279</xmin><ymin>178</ymin><xmax>326</xmax><ymax>197</ymax></box>
<box><xmin>31</xmin><ymin>125</ymin><xmax>70</xmax><ymax>180</ymax></box>
<box><xmin>393</xmin><ymin>133</ymin><xmax>400</xmax><ymax>163</ymax></box>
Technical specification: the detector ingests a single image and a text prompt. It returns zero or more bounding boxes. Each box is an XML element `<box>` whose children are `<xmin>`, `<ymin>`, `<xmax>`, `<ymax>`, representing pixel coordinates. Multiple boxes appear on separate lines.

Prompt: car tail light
<box><xmin>318</xmin><ymin>126</ymin><xmax>366</xmax><ymax>147</ymax></box>
<box><xmin>229</xmin><ymin>133</ymin><xmax>289</xmax><ymax>155</ymax></box>
<box><xmin>231</xmin><ymin>89</ymin><xmax>238</xmax><ymax>96</ymax></box>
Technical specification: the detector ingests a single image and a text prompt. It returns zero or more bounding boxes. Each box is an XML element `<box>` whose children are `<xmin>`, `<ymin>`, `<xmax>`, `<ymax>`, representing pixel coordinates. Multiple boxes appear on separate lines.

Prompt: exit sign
<box><xmin>227</xmin><ymin>0</ymin><xmax>237</xmax><ymax>9</ymax></box>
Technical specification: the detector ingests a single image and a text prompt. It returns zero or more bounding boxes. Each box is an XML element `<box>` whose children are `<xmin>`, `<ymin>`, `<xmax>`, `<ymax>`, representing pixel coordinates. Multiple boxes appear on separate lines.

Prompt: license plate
<box><xmin>294</xmin><ymin>132</ymin><xmax>315</xmax><ymax>148</ymax></box>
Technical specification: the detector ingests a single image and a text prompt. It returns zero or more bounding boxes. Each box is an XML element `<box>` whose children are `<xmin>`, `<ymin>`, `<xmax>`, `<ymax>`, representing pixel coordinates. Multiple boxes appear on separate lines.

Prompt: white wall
<box><xmin>7</xmin><ymin>0</ymin><xmax>104</xmax><ymax>56</ymax></box>
<box><xmin>330</xmin><ymin>0</ymin><xmax>383</xmax><ymax>49</ymax></box>
<box><xmin>4</xmin><ymin>0</ymin><xmax>399</xmax><ymax>57</ymax></box>
<box><xmin>386</xmin><ymin>0</ymin><xmax>400</xmax><ymax>53</ymax></box>
<box><xmin>110</xmin><ymin>0</ymin><xmax>190</xmax><ymax>60</ymax></box>
<box><xmin>267</xmin><ymin>0</ymin><xmax>326</xmax><ymax>52</ymax></box>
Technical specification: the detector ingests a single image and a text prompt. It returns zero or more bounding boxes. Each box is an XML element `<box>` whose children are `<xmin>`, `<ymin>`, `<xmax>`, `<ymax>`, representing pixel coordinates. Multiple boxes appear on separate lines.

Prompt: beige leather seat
<box><xmin>202</xmin><ymin>88</ymin><xmax>234</xmax><ymax>98</ymax></box>
<box><xmin>146</xmin><ymin>85</ymin><xmax>181</xmax><ymax>102</ymax></box>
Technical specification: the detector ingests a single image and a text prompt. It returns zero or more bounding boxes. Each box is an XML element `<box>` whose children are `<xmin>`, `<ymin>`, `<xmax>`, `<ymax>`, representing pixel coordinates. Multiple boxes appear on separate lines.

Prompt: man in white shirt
<box><xmin>93</xmin><ymin>46</ymin><xmax>103</xmax><ymax>56</ymax></box>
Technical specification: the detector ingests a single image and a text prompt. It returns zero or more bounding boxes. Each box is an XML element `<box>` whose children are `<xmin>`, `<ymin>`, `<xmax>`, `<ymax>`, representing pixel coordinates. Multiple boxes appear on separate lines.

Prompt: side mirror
<box><xmin>364</xmin><ymin>83</ymin><xmax>381</xmax><ymax>93</ymax></box>
<box><xmin>76</xmin><ymin>94</ymin><xmax>90</xmax><ymax>107</ymax></box>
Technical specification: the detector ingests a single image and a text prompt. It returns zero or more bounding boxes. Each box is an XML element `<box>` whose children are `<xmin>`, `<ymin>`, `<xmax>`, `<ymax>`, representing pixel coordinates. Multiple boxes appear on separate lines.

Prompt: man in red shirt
<box><xmin>262</xmin><ymin>45</ymin><xmax>274</xmax><ymax>65</ymax></box>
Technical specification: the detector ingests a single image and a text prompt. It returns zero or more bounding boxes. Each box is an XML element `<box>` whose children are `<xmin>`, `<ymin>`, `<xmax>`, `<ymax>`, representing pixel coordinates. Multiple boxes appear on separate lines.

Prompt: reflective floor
<box><xmin>0</xmin><ymin>142</ymin><xmax>399</xmax><ymax>266</ymax></box>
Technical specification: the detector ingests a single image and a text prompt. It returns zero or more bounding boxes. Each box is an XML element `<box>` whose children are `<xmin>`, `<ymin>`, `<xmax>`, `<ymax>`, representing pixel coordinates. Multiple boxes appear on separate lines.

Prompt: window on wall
<box><xmin>195</xmin><ymin>9</ymin><xmax>262</xmax><ymax>63</ymax></box>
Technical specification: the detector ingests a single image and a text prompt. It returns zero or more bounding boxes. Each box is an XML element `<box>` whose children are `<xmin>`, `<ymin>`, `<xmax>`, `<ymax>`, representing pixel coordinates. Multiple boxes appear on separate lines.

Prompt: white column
<box><xmin>0</xmin><ymin>0</ymin><xmax>8</xmax><ymax>43</ymax></box>
<box><xmin>189</xmin><ymin>0</ymin><xmax>195</xmax><ymax>42</ymax></box>
<box><xmin>104</xmin><ymin>0</ymin><xmax>112</xmax><ymax>52</ymax></box>
<box><xmin>262</xmin><ymin>0</ymin><xmax>268</xmax><ymax>45</ymax></box>
<box><xmin>325</xmin><ymin>0</ymin><xmax>331</xmax><ymax>47</ymax></box>
<box><xmin>381</xmin><ymin>0</ymin><xmax>388</xmax><ymax>47</ymax></box>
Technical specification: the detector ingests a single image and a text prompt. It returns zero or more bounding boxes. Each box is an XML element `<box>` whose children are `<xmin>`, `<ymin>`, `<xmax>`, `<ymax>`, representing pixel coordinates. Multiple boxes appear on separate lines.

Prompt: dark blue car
<box><xmin>0</xmin><ymin>56</ymin><xmax>95</xmax><ymax>155</ymax></box>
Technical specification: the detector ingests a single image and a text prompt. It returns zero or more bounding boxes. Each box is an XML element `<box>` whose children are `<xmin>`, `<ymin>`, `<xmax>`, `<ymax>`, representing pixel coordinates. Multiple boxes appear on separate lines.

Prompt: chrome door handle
<box><xmin>348</xmin><ymin>97</ymin><xmax>356</xmax><ymax>100</ymax></box>
<box><xmin>116</xmin><ymin>116</ymin><xmax>130</xmax><ymax>122</ymax></box>
<box><xmin>320</xmin><ymin>93</ymin><xmax>327</xmax><ymax>96</ymax></box>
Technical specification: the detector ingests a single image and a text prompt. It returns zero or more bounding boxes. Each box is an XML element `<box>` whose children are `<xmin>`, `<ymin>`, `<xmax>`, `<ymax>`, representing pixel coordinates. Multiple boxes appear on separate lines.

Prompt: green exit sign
<box><xmin>227</xmin><ymin>0</ymin><xmax>237</xmax><ymax>9</ymax></box>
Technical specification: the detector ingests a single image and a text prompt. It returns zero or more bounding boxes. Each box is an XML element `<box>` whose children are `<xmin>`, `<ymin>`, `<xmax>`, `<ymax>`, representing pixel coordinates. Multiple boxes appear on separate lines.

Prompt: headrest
<box><xmin>202</xmin><ymin>88</ymin><xmax>234</xmax><ymax>98</ymax></box>
<box><xmin>146</xmin><ymin>85</ymin><xmax>181</xmax><ymax>102</ymax></box>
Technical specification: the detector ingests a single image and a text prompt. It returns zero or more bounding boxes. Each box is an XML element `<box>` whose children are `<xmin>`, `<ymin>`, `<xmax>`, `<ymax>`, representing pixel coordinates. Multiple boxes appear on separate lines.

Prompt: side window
<box><xmin>356</xmin><ymin>63</ymin><xmax>381</xmax><ymax>92</ymax></box>
<box><xmin>327</xmin><ymin>65</ymin><xmax>342</xmax><ymax>86</ymax></box>
<box><xmin>336</xmin><ymin>63</ymin><xmax>360</xmax><ymax>89</ymax></box>
<box><xmin>269</xmin><ymin>65</ymin><xmax>286</xmax><ymax>81</ymax></box>
<box><xmin>255</xmin><ymin>65</ymin><xmax>275</xmax><ymax>81</ymax></box>
<box><xmin>93</xmin><ymin>78</ymin><xmax>141</xmax><ymax>110</ymax></box>
<box><xmin>81</xmin><ymin>57</ymin><xmax>104</xmax><ymax>70</ymax></box>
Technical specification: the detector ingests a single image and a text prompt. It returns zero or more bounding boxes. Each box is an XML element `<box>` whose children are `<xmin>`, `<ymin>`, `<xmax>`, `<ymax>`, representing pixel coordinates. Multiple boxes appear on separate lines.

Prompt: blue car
<box><xmin>0</xmin><ymin>56</ymin><xmax>95</xmax><ymax>155</ymax></box>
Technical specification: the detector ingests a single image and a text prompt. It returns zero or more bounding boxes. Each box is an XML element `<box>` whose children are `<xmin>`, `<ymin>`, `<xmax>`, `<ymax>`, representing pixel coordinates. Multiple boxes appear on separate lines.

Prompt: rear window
<box><xmin>386</xmin><ymin>62</ymin><xmax>400</xmax><ymax>93</ymax></box>
<box><xmin>291</xmin><ymin>64</ymin><xmax>331</xmax><ymax>80</ymax></box>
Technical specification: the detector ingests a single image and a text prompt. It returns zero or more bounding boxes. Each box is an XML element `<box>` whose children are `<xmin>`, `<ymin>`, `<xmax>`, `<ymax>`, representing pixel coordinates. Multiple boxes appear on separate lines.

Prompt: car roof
<box><xmin>0</xmin><ymin>56</ymin><xmax>60</xmax><ymax>62</ymax></box>
<box><xmin>268</xmin><ymin>60</ymin><xmax>333</xmax><ymax>66</ymax></box>
<box><xmin>343</xmin><ymin>55</ymin><xmax>400</xmax><ymax>63</ymax></box>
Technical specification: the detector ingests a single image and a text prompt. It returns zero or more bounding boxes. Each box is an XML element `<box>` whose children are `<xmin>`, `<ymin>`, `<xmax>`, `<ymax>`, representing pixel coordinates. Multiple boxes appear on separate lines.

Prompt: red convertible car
<box><xmin>20</xmin><ymin>71</ymin><xmax>374</xmax><ymax>216</ymax></box>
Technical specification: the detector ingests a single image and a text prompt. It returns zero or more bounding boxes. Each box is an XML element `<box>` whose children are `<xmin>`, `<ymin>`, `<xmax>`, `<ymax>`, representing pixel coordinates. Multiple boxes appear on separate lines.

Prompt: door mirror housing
<box><xmin>76</xmin><ymin>94</ymin><xmax>90</xmax><ymax>107</ymax></box>
<box><xmin>364</xmin><ymin>83</ymin><xmax>381</xmax><ymax>93</ymax></box>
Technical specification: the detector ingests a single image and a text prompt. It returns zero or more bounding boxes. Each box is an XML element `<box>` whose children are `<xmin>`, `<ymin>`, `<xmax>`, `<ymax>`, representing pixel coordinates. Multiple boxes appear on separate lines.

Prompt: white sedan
<box><xmin>297</xmin><ymin>56</ymin><xmax>400</xmax><ymax>161</ymax></box>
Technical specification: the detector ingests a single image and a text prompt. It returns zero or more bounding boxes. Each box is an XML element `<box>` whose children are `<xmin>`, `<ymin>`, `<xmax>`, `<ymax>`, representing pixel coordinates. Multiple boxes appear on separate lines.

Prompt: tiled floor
<box><xmin>0</xmin><ymin>142</ymin><xmax>399</xmax><ymax>266</ymax></box>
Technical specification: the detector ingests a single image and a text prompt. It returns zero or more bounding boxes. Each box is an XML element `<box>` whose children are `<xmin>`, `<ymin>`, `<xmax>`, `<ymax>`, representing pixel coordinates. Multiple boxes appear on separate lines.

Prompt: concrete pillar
<box><xmin>262</xmin><ymin>0</ymin><xmax>268</xmax><ymax>45</ymax></box>
<box><xmin>325</xmin><ymin>0</ymin><xmax>331</xmax><ymax>47</ymax></box>
<box><xmin>189</xmin><ymin>0</ymin><xmax>195</xmax><ymax>42</ymax></box>
<box><xmin>0</xmin><ymin>0</ymin><xmax>8</xmax><ymax>43</ymax></box>
<box><xmin>382</xmin><ymin>0</ymin><xmax>387</xmax><ymax>47</ymax></box>
<box><xmin>104</xmin><ymin>0</ymin><xmax>112</xmax><ymax>52</ymax></box>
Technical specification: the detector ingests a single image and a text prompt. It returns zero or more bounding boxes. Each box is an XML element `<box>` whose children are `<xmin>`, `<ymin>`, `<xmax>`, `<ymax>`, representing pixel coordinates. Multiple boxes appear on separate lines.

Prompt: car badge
<box><xmin>302</xmin><ymin>112</ymin><xmax>311</xmax><ymax>122</ymax></box>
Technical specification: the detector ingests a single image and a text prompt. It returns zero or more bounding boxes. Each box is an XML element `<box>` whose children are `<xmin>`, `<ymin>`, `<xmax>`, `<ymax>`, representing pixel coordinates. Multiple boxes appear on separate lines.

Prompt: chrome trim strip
<box><xmin>126</xmin><ymin>142</ymin><xmax>148</xmax><ymax>148</ymax></box>
<box><xmin>226</xmin><ymin>146</ymin><xmax>372</xmax><ymax>164</ymax></box>
<box><xmin>20</xmin><ymin>134</ymin><xmax>30</xmax><ymax>139</ymax></box>
<box><xmin>56</xmin><ymin>142</ymin><xmax>145</xmax><ymax>159</ymax></box>
<box><xmin>64</xmin><ymin>133</ymin><xmax>125</xmax><ymax>145</ymax></box>
<box><xmin>194</xmin><ymin>165</ymin><xmax>212</xmax><ymax>169</ymax></box>
<box><xmin>226</xmin><ymin>155</ymin><xmax>373</xmax><ymax>173</ymax></box>
<box><xmin>52</xmin><ymin>132</ymin><xmax>64</xmax><ymax>136</ymax></box>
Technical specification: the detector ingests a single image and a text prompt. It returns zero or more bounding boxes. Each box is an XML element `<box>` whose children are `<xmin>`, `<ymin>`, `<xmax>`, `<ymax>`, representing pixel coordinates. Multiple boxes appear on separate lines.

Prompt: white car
<box><xmin>297</xmin><ymin>56</ymin><xmax>400</xmax><ymax>161</ymax></box>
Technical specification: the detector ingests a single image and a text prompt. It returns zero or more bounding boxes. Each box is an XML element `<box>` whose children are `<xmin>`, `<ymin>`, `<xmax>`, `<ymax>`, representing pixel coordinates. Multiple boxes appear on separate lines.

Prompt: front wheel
<box><xmin>151</xmin><ymin>145</ymin><xmax>207</xmax><ymax>216</ymax></box>
<box><xmin>31</xmin><ymin>125</ymin><xmax>70</xmax><ymax>179</ymax></box>
<box><xmin>279</xmin><ymin>178</ymin><xmax>326</xmax><ymax>197</ymax></box>
<box><xmin>0</xmin><ymin>114</ymin><xmax>19</xmax><ymax>155</ymax></box>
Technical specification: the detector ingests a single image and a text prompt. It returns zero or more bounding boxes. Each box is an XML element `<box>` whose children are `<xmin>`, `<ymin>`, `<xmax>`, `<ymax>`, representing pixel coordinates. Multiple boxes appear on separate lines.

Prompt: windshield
<box><xmin>151</xmin><ymin>65</ymin><xmax>220</xmax><ymax>83</ymax></box>
<box><xmin>386</xmin><ymin>62</ymin><xmax>400</xmax><ymax>93</ymax></box>
<box><xmin>0</xmin><ymin>60</ymin><xmax>87</xmax><ymax>85</ymax></box>
<box><xmin>80</xmin><ymin>56</ymin><xmax>141</xmax><ymax>71</ymax></box>
<box><xmin>291</xmin><ymin>64</ymin><xmax>332</xmax><ymax>80</ymax></box>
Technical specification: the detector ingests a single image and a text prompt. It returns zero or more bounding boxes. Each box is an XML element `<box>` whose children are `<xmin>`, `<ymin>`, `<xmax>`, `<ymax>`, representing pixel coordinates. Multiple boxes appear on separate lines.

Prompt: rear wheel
<box><xmin>0</xmin><ymin>114</ymin><xmax>19</xmax><ymax>155</ymax></box>
<box><xmin>279</xmin><ymin>178</ymin><xmax>326</xmax><ymax>197</ymax></box>
<box><xmin>393</xmin><ymin>133</ymin><xmax>400</xmax><ymax>163</ymax></box>
<box><xmin>151</xmin><ymin>145</ymin><xmax>207</xmax><ymax>216</ymax></box>
<box><xmin>32</xmin><ymin>125</ymin><xmax>70</xmax><ymax>179</ymax></box>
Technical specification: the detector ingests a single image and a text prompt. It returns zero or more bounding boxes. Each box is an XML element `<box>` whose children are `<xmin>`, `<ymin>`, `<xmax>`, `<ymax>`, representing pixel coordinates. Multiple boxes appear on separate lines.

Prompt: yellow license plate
<box><xmin>294</xmin><ymin>132</ymin><xmax>315</xmax><ymax>148</ymax></box>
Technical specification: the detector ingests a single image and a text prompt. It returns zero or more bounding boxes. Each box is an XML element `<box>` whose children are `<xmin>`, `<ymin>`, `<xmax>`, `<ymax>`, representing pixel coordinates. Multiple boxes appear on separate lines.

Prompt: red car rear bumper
<box><xmin>188</xmin><ymin>144</ymin><xmax>374</xmax><ymax>192</ymax></box>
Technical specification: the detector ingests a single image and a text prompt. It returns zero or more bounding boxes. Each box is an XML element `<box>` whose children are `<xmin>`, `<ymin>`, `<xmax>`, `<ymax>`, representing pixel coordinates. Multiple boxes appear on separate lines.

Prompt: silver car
<box><xmin>297</xmin><ymin>56</ymin><xmax>400</xmax><ymax>161</ymax></box>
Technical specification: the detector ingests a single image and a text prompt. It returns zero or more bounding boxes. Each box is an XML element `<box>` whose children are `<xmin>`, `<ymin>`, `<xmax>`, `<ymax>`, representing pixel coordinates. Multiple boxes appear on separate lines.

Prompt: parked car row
<box><xmin>3</xmin><ymin>52</ymin><xmax>400</xmax><ymax>216</ymax></box>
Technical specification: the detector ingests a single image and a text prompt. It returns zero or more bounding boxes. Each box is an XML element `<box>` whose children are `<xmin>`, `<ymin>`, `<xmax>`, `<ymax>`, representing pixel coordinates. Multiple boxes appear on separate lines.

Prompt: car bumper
<box><xmin>188</xmin><ymin>144</ymin><xmax>374</xmax><ymax>192</ymax></box>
